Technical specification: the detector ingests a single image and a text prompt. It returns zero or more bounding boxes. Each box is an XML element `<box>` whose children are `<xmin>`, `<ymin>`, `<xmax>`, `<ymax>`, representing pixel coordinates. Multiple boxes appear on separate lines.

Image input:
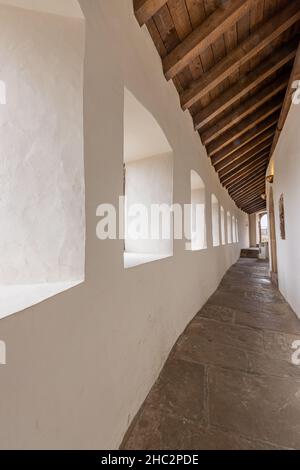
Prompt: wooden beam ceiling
<box><xmin>214</xmin><ymin>129</ymin><xmax>276</xmax><ymax>172</ymax></box>
<box><xmin>134</xmin><ymin>0</ymin><xmax>300</xmax><ymax>214</ymax></box>
<box><xmin>200</xmin><ymin>74</ymin><xmax>289</xmax><ymax>146</ymax></box>
<box><xmin>218</xmin><ymin>144</ymin><xmax>272</xmax><ymax>179</ymax></box>
<box><xmin>162</xmin><ymin>0</ymin><xmax>258</xmax><ymax>80</ymax></box>
<box><xmin>194</xmin><ymin>41</ymin><xmax>297</xmax><ymax>131</ymax></box>
<box><xmin>181</xmin><ymin>2</ymin><xmax>300</xmax><ymax>110</ymax></box>
<box><xmin>210</xmin><ymin>113</ymin><xmax>280</xmax><ymax>164</ymax></box>
<box><xmin>134</xmin><ymin>0</ymin><xmax>168</xmax><ymax>26</ymax></box>
<box><xmin>207</xmin><ymin>96</ymin><xmax>283</xmax><ymax>157</ymax></box>
<box><xmin>221</xmin><ymin>152</ymin><xmax>270</xmax><ymax>187</ymax></box>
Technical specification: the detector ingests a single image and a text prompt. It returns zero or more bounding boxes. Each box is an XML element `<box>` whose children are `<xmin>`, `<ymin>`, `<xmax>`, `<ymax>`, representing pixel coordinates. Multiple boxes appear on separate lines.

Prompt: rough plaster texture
<box><xmin>0</xmin><ymin>5</ymin><xmax>85</xmax><ymax>285</ymax></box>
<box><xmin>0</xmin><ymin>0</ymin><xmax>249</xmax><ymax>449</ymax></box>
<box><xmin>268</xmin><ymin>104</ymin><xmax>300</xmax><ymax>318</ymax></box>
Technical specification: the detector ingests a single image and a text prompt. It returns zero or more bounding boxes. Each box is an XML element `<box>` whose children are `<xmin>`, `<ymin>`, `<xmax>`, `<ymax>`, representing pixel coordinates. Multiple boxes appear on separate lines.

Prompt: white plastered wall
<box><xmin>125</xmin><ymin>153</ymin><xmax>173</xmax><ymax>256</ymax></box>
<box><xmin>268</xmin><ymin>103</ymin><xmax>300</xmax><ymax>318</ymax></box>
<box><xmin>0</xmin><ymin>4</ymin><xmax>85</xmax><ymax>285</ymax></box>
<box><xmin>0</xmin><ymin>0</ymin><xmax>249</xmax><ymax>449</ymax></box>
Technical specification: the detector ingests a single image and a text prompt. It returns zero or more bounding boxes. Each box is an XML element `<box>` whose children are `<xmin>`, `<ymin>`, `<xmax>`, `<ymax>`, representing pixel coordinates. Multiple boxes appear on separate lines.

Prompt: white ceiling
<box><xmin>124</xmin><ymin>88</ymin><xmax>172</xmax><ymax>162</ymax></box>
<box><xmin>0</xmin><ymin>0</ymin><xmax>83</xmax><ymax>18</ymax></box>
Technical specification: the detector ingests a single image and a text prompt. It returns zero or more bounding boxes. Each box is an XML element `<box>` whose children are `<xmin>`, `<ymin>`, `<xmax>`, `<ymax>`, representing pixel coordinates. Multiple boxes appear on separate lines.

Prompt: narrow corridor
<box><xmin>122</xmin><ymin>259</ymin><xmax>300</xmax><ymax>450</ymax></box>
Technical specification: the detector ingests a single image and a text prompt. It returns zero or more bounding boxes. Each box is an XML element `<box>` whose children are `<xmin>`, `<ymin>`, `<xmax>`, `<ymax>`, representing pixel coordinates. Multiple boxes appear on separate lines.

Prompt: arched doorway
<box><xmin>268</xmin><ymin>187</ymin><xmax>278</xmax><ymax>285</ymax></box>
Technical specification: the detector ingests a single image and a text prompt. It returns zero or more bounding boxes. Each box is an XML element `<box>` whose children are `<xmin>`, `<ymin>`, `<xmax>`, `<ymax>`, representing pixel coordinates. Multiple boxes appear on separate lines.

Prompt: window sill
<box><xmin>0</xmin><ymin>280</ymin><xmax>83</xmax><ymax>320</ymax></box>
<box><xmin>124</xmin><ymin>252</ymin><xmax>173</xmax><ymax>269</ymax></box>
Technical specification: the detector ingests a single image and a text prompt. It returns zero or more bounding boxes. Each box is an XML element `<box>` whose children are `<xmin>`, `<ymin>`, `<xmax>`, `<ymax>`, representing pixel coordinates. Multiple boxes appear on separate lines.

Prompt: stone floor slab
<box><xmin>121</xmin><ymin>259</ymin><xmax>300</xmax><ymax>450</ymax></box>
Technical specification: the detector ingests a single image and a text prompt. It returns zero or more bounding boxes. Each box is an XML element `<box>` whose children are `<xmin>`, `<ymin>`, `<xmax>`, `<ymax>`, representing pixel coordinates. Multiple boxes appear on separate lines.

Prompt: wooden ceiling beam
<box><xmin>134</xmin><ymin>0</ymin><xmax>168</xmax><ymax>26</ymax></box>
<box><xmin>245</xmin><ymin>206</ymin><xmax>267</xmax><ymax>214</ymax></box>
<box><xmin>218</xmin><ymin>143</ymin><xmax>272</xmax><ymax>178</ymax></box>
<box><xmin>162</xmin><ymin>0</ymin><xmax>258</xmax><ymax>80</ymax></box>
<box><xmin>237</xmin><ymin>192</ymin><xmax>266</xmax><ymax>209</ymax></box>
<box><xmin>221</xmin><ymin>153</ymin><xmax>269</xmax><ymax>187</ymax></box>
<box><xmin>230</xmin><ymin>175</ymin><xmax>266</xmax><ymax>199</ymax></box>
<box><xmin>210</xmin><ymin>113</ymin><xmax>279</xmax><ymax>164</ymax></box>
<box><xmin>242</xmin><ymin>198</ymin><xmax>266</xmax><ymax>209</ymax></box>
<box><xmin>236</xmin><ymin>191</ymin><xmax>266</xmax><ymax>209</ymax></box>
<box><xmin>229</xmin><ymin>170</ymin><xmax>266</xmax><ymax>194</ymax></box>
<box><xmin>270</xmin><ymin>40</ymin><xmax>300</xmax><ymax>157</ymax></box>
<box><xmin>242</xmin><ymin>200</ymin><xmax>267</xmax><ymax>213</ymax></box>
<box><xmin>208</xmin><ymin>97</ymin><xmax>283</xmax><ymax>156</ymax></box>
<box><xmin>231</xmin><ymin>185</ymin><xmax>266</xmax><ymax>206</ymax></box>
<box><xmin>214</xmin><ymin>130</ymin><xmax>275</xmax><ymax>172</ymax></box>
<box><xmin>226</xmin><ymin>165</ymin><xmax>267</xmax><ymax>191</ymax></box>
<box><xmin>201</xmin><ymin>74</ymin><xmax>289</xmax><ymax>146</ymax></box>
<box><xmin>194</xmin><ymin>40</ymin><xmax>298</xmax><ymax>131</ymax></box>
<box><xmin>224</xmin><ymin>161</ymin><xmax>268</xmax><ymax>191</ymax></box>
<box><xmin>180</xmin><ymin>2</ymin><xmax>300</xmax><ymax>110</ymax></box>
<box><xmin>230</xmin><ymin>171</ymin><xmax>266</xmax><ymax>194</ymax></box>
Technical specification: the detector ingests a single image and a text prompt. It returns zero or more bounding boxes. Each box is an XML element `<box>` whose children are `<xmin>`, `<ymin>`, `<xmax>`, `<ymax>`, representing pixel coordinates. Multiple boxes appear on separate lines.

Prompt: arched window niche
<box><xmin>123</xmin><ymin>88</ymin><xmax>174</xmax><ymax>269</ymax></box>
<box><xmin>220</xmin><ymin>206</ymin><xmax>226</xmax><ymax>245</ymax></box>
<box><xmin>0</xmin><ymin>1</ymin><xmax>85</xmax><ymax>319</ymax></box>
<box><xmin>189</xmin><ymin>170</ymin><xmax>207</xmax><ymax>251</ymax></box>
<box><xmin>232</xmin><ymin>216</ymin><xmax>237</xmax><ymax>243</ymax></box>
<box><xmin>227</xmin><ymin>211</ymin><xmax>232</xmax><ymax>244</ymax></box>
<box><xmin>236</xmin><ymin>218</ymin><xmax>240</xmax><ymax>243</ymax></box>
<box><xmin>211</xmin><ymin>194</ymin><xmax>220</xmax><ymax>247</ymax></box>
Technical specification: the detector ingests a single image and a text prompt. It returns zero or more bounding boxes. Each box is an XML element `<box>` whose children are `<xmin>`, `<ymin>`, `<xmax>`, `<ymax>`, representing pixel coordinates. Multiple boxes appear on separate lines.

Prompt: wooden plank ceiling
<box><xmin>134</xmin><ymin>0</ymin><xmax>300</xmax><ymax>214</ymax></box>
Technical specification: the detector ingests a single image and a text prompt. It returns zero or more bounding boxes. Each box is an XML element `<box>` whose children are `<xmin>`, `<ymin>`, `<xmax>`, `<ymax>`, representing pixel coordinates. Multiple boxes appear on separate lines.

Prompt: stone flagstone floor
<box><xmin>121</xmin><ymin>259</ymin><xmax>300</xmax><ymax>450</ymax></box>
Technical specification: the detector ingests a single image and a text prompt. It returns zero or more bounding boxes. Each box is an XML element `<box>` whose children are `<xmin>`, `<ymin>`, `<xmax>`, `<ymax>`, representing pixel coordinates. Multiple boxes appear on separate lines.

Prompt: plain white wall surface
<box><xmin>268</xmin><ymin>103</ymin><xmax>300</xmax><ymax>318</ymax></box>
<box><xmin>0</xmin><ymin>0</ymin><xmax>84</xmax><ymax>17</ymax></box>
<box><xmin>125</xmin><ymin>153</ymin><xmax>173</xmax><ymax>256</ymax></box>
<box><xmin>0</xmin><ymin>0</ymin><xmax>249</xmax><ymax>449</ymax></box>
<box><xmin>0</xmin><ymin>5</ymin><xmax>85</xmax><ymax>285</ymax></box>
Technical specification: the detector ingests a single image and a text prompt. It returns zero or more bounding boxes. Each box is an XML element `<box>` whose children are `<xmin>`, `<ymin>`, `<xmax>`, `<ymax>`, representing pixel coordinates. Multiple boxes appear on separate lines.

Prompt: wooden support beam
<box><xmin>201</xmin><ymin>74</ymin><xmax>289</xmax><ymax>146</ymax></box>
<box><xmin>231</xmin><ymin>185</ymin><xmax>266</xmax><ymax>206</ymax></box>
<box><xmin>221</xmin><ymin>152</ymin><xmax>269</xmax><ymax>186</ymax></box>
<box><xmin>270</xmin><ymin>40</ymin><xmax>300</xmax><ymax>156</ymax></box>
<box><xmin>210</xmin><ymin>113</ymin><xmax>279</xmax><ymax>164</ymax></box>
<box><xmin>237</xmin><ymin>192</ymin><xmax>266</xmax><ymax>210</ymax></box>
<box><xmin>245</xmin><ymin>205</ymin><xmax>266</xmax><ymax>214</ymax></box>
<box><xmin>208</xmin><ymin>97</ymin><xmax>283</xmax><ymax>156</ymax></box>
<box><xmin>214</xmin><ymin>131</ymin><xmax>275</xmax><ymax>172</ymax></box>
<box><xmin>237</xmin><ymin>190</ymin><xmax>265</xmax><ymax>206</ymax></box>
<box><xmin>237</xmin><ymin>192</ymin><xmax>266</xmax><ymax>209</ymax></box>
<box><xmin>162</xmin><ymin>0</ymin><xmax>258</xmax><ymax>80</ymax></box>
<box><xmin>229</xmin><ymin>169</ymin><xmax>266</xmax><ymax>194</ymax></box>
<box><xmin>227</xmin><ymin>166</ymin><xmax>267</xmax><ymax>193</ymax></box>
<box><xmin>230</xmin><ymin>175</ymin><xmax>266</xmax><ymax>199</ymax></box>
<box><xmin>194</xmin><ymin>41</ymin><xmax>297</xmax><ymax>131</ymax></box>
<box><xmin>230</xmin><ymin>171</ymin><xmax>266</xmax><ymax>195</ymax></box>
<box><xmin>233</xmin><ymin>183</ymin><xmax>266</xmax><ymax>203</ymax></box>
<box><xmin>134</xmin><ymin>0</ymin><xmax>168</xmax><ymax>26</ymax></box>
<box><xmin>235</xmin><ymin>181</ymin><xmax>266</xmax><ymax>201</ymax></box>
<box><xmin>218</xmin><ymin>143</ymin><xmax>272</xmax><ymax>178</ymax></box>
<box><xmin>224</xmin><ymin>160</ymin><xmax>268</xmax><ymax>189</ymax></box>
<box><xmin>242</xmin><ymin>198</ymin><xmax>266</xmax><ymax>209</ymax></box>
<box><xmin>223</xmin><ymin>164</ymin><xmax>268</xmax><ymax>192</ymax></box>
<box><xmin>180</xmin><ymin>2</ymin><xmax>300</xmax><ymax>110</ymax></box>
<box><xmin>242</xmin><ymin>200</ymin><xmax>267</xmax><ymax>213</ymax></box>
